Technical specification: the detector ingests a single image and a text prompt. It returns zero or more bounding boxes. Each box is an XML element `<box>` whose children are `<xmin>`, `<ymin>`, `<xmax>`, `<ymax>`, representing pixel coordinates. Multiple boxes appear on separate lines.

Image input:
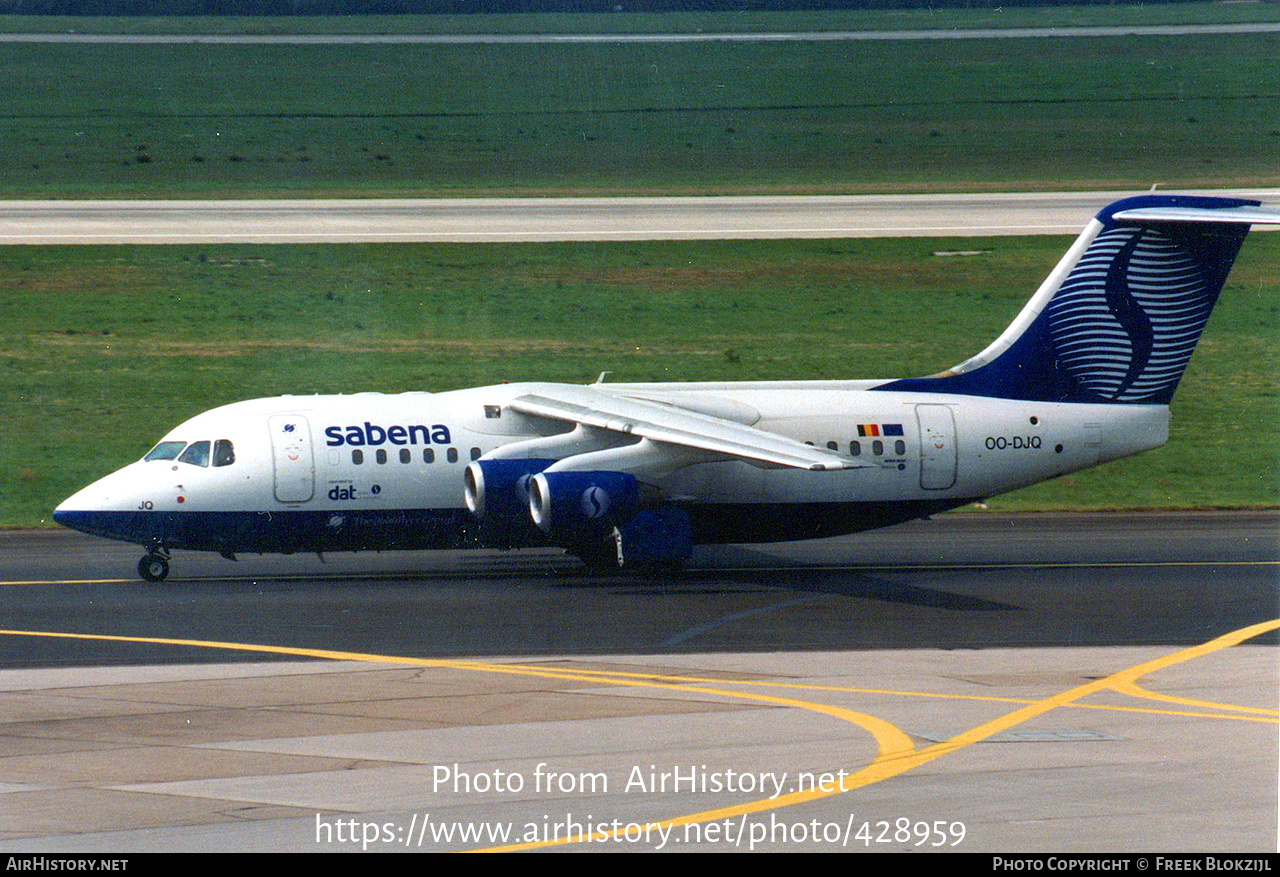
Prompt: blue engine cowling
<box><xmin>464</xmin><ymin>459</ymin><xmax>555</xmax><ymax>522</ymax></box>
<box><xmin>614</xmin><ymin>507</ymin><xmax>693</xmax><ymax>567</ymax></box>
<box><xmin>528</xmin><ymin>471</ymin><xmax>639</xmax><ymax>535</ymax></box>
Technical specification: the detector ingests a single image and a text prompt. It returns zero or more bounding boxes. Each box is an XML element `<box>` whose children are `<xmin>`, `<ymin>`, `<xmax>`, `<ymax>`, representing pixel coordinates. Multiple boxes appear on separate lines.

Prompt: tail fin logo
<box><xmin>1046</xmin><ymin>226</ymin><xmax>1213</xmax><ymax>403</ymax></box>
<box><xmin>872</xmin><ymin>195</ymin><xmax>1267</xmax><ymax>405</ymax></box>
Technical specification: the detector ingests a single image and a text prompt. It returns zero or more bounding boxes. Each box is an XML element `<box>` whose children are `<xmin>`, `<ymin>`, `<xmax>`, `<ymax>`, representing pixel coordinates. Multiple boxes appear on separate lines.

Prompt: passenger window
<box><xmin>178</xmin><ymin>440</ymin><xmax>210</xmax><ymax>467</ymax></box>
<box><xmin>850</xmin><ymin>441</ymin><xmax>861</xmax><ymax>456</ymax></box>
<box><xmin>400</xmin><ymin>448</ymin><xmax>411</xmax><ymax>464</ymax></box>
<box><xmin>826</xmin><ymin>441</ymin><xmax>837</xmax><ymax>451</ymax></box>
<box><xmin>447</xmin><ymin>448</ymin><xmax>458</xmax><ymax>464</ymax></box>
<box><xmin>352</xmin><ymin>449</ymin><xmax>364</xmax><ymax>465</ymax></box>
<box><xmin>895</xmin><ymin>440</ymin><xmax>906</xmax><ymax>456</ymax></box>
<box><xmin>145</xmin><ymin>441</ymin><xmax>186</xmax><ymax>462</ymax></box>
<box><xmin>423</xmin><ymin>448</ymin><xmax>435</xmax><ymax>464</ymax></box>
<box><xmin>214</xmin><ymin>439</ymin><xmax>235</xmax><ymax>467</ymax></box>
<box><xmin>376</xmin><ymin>449</ymin><xmax>387</xmax><ymax>464</ymax></box>
<box><xmin>872</xmin><ymin>440</ymin><xmax>884</xmax><ymax>456</ymax></box>
<box><xmin>470</xmin><ymin>447</ymin><xmax>482</xmax><ymax>461</ymax></box>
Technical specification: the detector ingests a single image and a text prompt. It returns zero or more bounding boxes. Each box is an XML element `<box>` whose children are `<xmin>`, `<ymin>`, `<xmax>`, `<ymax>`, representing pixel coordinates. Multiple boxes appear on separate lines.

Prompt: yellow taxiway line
<box><xmin>0</xmin><ymin>618</ymin><xmax>1275</xmax><ymax>851</ymax></box>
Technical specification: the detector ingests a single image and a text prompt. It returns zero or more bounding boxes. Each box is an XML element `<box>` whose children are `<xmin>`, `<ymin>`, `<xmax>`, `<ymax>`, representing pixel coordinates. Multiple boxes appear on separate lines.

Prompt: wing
<box><xmin>508</xmin><ymin>385</ymin><xmax>870</xmax><ymax>471</ymax></box>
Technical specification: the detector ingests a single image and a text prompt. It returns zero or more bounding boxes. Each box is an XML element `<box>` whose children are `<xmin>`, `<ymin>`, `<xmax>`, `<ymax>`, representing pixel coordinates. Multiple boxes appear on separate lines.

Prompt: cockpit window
<box><xmin>144</xmin><ymin>441</ymin><xmax>186</xmax><ymax>462</ymax></box>
<box><xmin>178</xmin><ymin>440</ymin><xmax>211</xmax><ymax>467</ymax></box>
<box><xmin>214</xmin><ymin>439</ymin><xmax>235</xmax><ymax>467</ymax></box>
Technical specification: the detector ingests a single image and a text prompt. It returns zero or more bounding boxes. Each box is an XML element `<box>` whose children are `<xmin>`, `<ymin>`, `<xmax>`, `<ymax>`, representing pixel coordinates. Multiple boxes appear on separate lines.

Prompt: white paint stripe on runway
<box><xmin>2</xmin><ymin>191</ymin><xmax>1277</xmax><ymax>244</ymax></box>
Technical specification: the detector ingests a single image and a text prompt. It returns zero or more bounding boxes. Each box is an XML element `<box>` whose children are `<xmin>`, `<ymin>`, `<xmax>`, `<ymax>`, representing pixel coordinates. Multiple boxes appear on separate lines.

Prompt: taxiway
<box><xmin>0</xmin><ymin>512</ymin><xmax>1274</xmax><ymax>852</ymax></box>
<box><xmin>4</xmin><ymin>190</ymin><xmax>1280</xmax><ymax>244</ymax></box>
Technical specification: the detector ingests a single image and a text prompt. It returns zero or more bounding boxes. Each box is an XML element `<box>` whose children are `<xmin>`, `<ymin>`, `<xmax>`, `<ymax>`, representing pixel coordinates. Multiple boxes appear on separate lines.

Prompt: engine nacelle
<box><xmin>614</xmin><ymin>507</ymin><xmax>693</xmax><ymax>568</ymax></box>
<box><xmin>528</xmin><ymin>471</ymin><xmax>639</xmax><ymax>535</ymax></box>
<box><xmin>464</xmin><ymin>459</ymin><xmax>554</xmax><ymax>522</ymax></box>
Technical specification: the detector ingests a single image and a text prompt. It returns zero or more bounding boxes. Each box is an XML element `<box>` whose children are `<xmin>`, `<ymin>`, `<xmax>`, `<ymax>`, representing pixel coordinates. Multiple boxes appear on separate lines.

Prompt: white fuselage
<box><xmin>55</xmin><ymin>381</ymin><xmax>1168</xmax><ymax>555</ymax></box>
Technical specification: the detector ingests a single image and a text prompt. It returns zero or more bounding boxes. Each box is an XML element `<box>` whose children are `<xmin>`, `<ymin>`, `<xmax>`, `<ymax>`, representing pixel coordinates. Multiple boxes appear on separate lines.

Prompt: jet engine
<box><xmin>527</xmin><ymin>471</ymin><xmax>639</xmax><ymax>535</ymax></box>
<box><xmin>463</xmin><ymin>458</ymin><xmax>554</xmax><ymax>523</ymax></box>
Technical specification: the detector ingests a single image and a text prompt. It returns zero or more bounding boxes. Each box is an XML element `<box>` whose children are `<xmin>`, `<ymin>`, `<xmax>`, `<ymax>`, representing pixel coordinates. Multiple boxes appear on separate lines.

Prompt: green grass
<box><xmin>3</xmin><ymin>234</ymin><xmax>1277</xmax><ymax>527</ymax></box>
<box><xmin>4</xmin><ymin>4</ymin><xmax>1280</xmax><ymax>35</ymax></box>
<box><xmin>2</xmin><ymin>30</ymin><xmax>1277</xmax><ymax>197</ymax></box>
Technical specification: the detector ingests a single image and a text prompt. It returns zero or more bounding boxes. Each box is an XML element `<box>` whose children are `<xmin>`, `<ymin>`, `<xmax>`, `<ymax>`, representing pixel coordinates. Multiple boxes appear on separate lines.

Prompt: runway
<box><xmin>0</xmin><ymin>512</ymin><xmax>1275</xmax><ymax>851</ymax></box>
<box><xmin>4</xmin><ymin>189</ymin><xmax>1280</xmax><ymax>245</ymax></box>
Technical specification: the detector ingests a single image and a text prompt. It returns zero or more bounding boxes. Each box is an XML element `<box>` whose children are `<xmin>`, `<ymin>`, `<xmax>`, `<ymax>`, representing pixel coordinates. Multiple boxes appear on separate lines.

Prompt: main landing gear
<box><xmin>569</xmin><ymin>527</ymin><xmax>689</xmax><ymax>580</ymax></box>
<box><xmin>137</xmin><ymin>548</ymin><xmax>170</xmax><ymax>582</ymax></box>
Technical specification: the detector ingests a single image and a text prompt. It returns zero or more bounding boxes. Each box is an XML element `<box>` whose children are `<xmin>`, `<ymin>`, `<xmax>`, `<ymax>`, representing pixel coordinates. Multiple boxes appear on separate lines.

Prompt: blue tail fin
<box><xmin>876</xmin><ymin>195</ymin><xmax>1274</xmax><ymax>404</ymax></box>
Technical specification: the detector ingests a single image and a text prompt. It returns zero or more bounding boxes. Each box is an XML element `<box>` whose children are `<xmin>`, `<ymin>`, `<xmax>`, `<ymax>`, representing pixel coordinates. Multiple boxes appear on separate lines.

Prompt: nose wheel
<box><xmin>138</xmin><ymin>551</ymin><xmax>170</xmax><ymax>583</ymax></box>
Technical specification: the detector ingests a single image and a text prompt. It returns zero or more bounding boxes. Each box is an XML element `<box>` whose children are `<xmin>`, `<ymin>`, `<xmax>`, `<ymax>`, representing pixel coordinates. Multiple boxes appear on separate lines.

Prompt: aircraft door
<box><xmin>269</xmin><ymin>414</ymin><xmax>315</xmax><ymax>503</ymax></box>
<box><xmin>916</xmin><ymin>404</ymin><xmax>957</xmax><ymax>490</ymax></box>
<box><xmin>1083</xmin><ymin>422</ymin><xmax>1103</xmax><ymax>467</ymax></box>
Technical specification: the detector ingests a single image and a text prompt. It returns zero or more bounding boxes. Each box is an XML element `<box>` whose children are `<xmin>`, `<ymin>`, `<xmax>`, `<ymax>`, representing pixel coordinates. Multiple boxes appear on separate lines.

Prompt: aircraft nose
<box><xmin>51</xmin><ymin>499</ymin><xmax>72</xmax><ymax>525</ymax></box>
<box><xmin>52</xmin><ymin>484</ymin><xmax>111</xmax><ymax>536</ymax></box>
<box><xmin>51</xmin><ymin>467</ymin><xmax>147</xmax><ymax>542</ymax></box>
<box><xmin>51</xmin><ymin>506</ymin><xmax>86</xmax><ymax>532</ymax></box>
<box><xmin>54</xmin><ymin>481</ymin><xmax>92</xmax><ymax>520</ymax></box>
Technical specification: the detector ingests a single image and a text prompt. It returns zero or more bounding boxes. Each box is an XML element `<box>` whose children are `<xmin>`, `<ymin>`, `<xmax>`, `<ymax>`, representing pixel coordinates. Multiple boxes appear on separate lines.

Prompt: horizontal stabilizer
<box><xmin>1112</xmin><ymin>205</ymin><xmax>1280</xmax><ymax>225</ymax></box>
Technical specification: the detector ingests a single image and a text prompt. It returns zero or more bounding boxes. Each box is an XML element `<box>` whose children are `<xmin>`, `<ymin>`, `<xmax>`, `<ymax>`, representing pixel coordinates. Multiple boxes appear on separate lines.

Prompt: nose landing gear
<box><xmin>137</xmin><ymin>548</ymin><xmax>170</xmax><ymax>583</ymax></box>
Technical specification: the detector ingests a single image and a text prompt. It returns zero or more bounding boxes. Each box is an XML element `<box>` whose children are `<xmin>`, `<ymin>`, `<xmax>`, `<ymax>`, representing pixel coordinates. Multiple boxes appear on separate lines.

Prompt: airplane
<box><xmin>53</xmin><ymin>194</ymin><xmax>1280</xmax><ymax>582</ymax></box>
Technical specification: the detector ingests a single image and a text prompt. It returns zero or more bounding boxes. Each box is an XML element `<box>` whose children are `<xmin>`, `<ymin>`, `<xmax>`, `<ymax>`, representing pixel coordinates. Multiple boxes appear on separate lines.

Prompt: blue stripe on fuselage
<box><xmin>53</xmin><ymin>497</ymin><xmax>974</xmax><ymax>554</ymax></box>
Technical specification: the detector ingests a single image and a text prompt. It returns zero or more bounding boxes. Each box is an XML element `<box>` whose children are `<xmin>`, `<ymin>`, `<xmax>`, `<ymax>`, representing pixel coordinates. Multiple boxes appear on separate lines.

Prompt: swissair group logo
<box><xmin>581</xmin><ymin>486</ymin><xmax>610</xmax><ymax>519</ymax></box>
<box><xmin>1047</xmin><ymin>227</ymin><xmax>1214</xmax><ymax>402</ymax></box>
